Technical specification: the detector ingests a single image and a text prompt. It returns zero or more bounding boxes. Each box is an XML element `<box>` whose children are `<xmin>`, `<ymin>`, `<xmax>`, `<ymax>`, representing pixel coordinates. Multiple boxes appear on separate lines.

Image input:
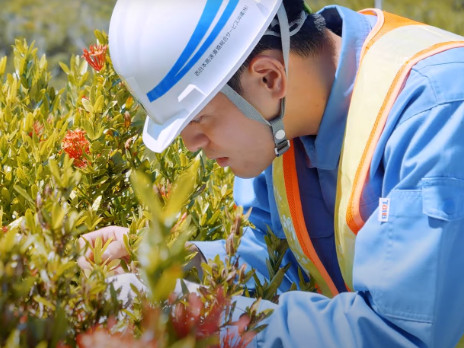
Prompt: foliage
<box><xmin>251</xmin><ymin>230</ymin><xmax>316</xmax><ymax>303</ymax></box>
<box><xmin>0</xmin><ymin>0</ymin><xmax>118</xmax><ymax>86</ymax></box>
<box><xmin>0</xmin><ymin>30</ymin><xmax>303</xmax><ymax>346</ymax></box>
<box><xmin>310</xmin><ymin>0</ymin><xmax>464</xmax><ymax>34</ymax></box>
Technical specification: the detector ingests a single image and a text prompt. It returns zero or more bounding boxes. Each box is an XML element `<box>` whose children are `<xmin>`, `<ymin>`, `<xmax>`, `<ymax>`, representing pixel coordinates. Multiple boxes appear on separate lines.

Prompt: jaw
<box><xmin>228</xmin><ymin>155</ymin><xmax>276</xmax><ymax>179</ymax></box>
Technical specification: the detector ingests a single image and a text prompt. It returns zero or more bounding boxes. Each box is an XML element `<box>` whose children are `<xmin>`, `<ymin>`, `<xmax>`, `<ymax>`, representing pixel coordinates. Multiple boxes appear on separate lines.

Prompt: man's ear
<box><xmin>247</xmin><ymin>54</ymin><xmax>287</xmax><ymax>100</ymax></box>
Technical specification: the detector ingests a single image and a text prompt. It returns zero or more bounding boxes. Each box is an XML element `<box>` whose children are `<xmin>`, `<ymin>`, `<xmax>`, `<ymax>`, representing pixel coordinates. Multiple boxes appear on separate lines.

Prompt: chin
<box><xmin>233</xmin><ymin>172</ymin><xmax>258</xmax><ymax>179</ymax></box>
<box><xmin>230</xmin><ymin>162</ymin><xmax>271</xmax><ymax>179</ymax></box>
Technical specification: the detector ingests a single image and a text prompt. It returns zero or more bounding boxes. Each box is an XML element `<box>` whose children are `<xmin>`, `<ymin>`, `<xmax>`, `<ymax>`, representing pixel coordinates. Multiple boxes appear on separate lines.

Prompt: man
<box><xmin>81</xmin><ymin>0</ymin><xmax>464</xmax><ymax>346</ymax></box>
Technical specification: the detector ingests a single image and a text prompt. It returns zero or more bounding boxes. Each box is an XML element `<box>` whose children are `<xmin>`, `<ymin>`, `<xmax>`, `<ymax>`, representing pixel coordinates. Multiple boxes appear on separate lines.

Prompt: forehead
<box><xmin>196</xmin><ymin>92</ymin><xmax>230</xmax><ymax>115</ymax></box>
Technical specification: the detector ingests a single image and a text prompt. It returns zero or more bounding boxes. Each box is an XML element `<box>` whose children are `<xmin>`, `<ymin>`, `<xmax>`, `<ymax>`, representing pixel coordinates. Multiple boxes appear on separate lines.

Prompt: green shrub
<box><xmin>0</xmin><ymin>33</ymin><xmax>228</xmax><ymax>346</ymax></box>
<box><xmin>0</xmin><ymin>28</ymin><xmax>309</xmax><ymax>346</ymax></box>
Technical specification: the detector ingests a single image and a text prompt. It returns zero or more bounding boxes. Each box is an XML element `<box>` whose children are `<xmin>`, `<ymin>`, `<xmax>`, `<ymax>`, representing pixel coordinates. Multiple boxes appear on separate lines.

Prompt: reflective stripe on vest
<box><xmin>273</xmin><ymin>143</ymin><xmax>340</xmax><ymax>297</ymax></box>
<box><xmin>272</xmin><ymin>9</ymin><xmax>464</xmax><ymax>298</ymax></box>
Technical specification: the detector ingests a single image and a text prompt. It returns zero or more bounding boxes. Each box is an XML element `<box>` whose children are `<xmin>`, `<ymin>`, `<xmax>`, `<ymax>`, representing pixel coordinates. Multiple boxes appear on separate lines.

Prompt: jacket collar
<box><xmin>300</xmin><ymin>5</ymin><xmax>376</xmax><ymax>170</ymax></box>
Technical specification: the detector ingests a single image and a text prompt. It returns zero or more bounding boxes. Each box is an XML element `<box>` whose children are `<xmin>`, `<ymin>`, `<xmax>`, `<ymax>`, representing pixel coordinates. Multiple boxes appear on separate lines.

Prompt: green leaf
<box><xmin>4</xmin><ymin>330</ymin><xmax>20</xmax><ymax>348</ymax></box>
<box><xmin>0</xmin><ymin>228</ymin><xmax>19</xmax><ymax>254</ymax></box>
<box><xmin>163</xmin><ymin>154</ymin><xmax>200</xmax><ymax>223</ymax></box>
<box><xmin>91</xmin><ymin>195</ymin><xmax>102</xmax><ymax>212</ymax></box>
<box><xmin>170</xmin><ymin>336</ymin><xmax>196</xmax><ymax>348</ymax></box>
<box><xmin>48</xmin><ymin>158</ymin><xmax>61</xmax><ymax>184</ymax></box>
<box><xmin>56</xmin><ymin>262</ymin><xmax>75</xmax><ymax>278</ymax></box>
<box><xmin>13</xmin><ymin>184</ymin><xmax>34</xmax><ymax>206</ymax></box>
<box><xmin>33</xmin><ymin>295</ymin><xmax>56</xmax><ymax>311</ymax></box>
<box><xmin>130</xmin><ymin>170</ymin><xmax>162</xmax><ymax>221</ymax></box>
<box><xmin>150</xmin><ymin>264</ymin><xmax>182</xmax><ymax>302</ymax></box>
<box><xmin>1</xmin><ymin>188</ymin><xmax>10</xmax><ymax>203</ymax></box>
<box><xmin>93</xmin><ymin>236</ymin><xmax>103</xmax><ymax>264</ymax></box>
<box><xmin>0</xmin><ymin>56</ymin><xmax>7</xmax><ymax>76</ymax></box>
<box><xmin>264</xmin><ymin>264</ymin><xmax>291</xmax><ymax>301</ymax></box>
<box><xmin>106</xmin><ymin>259</ymin><xmax>121</xmax><ymax>271</ymax></box>
<box><xmin>51</xmin><ymin>203</ymin><xmax>66</xmax><ymax>230</ymax></box>
<box><xmin>24</xmin><ymin>209</ymin><xmax>35</xmax><ymax>233</ymax></box>
<box><xmin>81</xmin><ymin>97</ymin><xmax>93</xmax><ymax>113</ymax></box>
<box><xmin>93</xmin><ymin>94</ymin><xmax>104</xmax><ymax>114</ymax></box>
<box><xmin>59</xmin><ymin>61</ymin><xmax>70</xmax><ymax>75</ymax></box>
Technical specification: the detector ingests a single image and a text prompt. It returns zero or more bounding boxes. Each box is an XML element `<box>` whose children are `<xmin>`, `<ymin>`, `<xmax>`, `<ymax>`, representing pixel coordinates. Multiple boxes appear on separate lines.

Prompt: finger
<box><xmin>102</xmin><ymin>240</ymin><xmax>128</xmax><ymax>261</ymax></box>
<box><xmin>78</xmin><ymin>230</ymin><xmax>104</xmax><ymax>248</ymax></box>
<box><xmin>77</xmin><ymin>255</ymin><xmax>93</xmax><ymax>270</ymax></box>
<box><xmin>110</xmin><ymin>265</ymin><xmax>127</xmax><ymax>275</ymax></box>
<box><xmin>79</xmin><ymin>226</ymin><xmax>129</xmax><ymax>247</ymax></box>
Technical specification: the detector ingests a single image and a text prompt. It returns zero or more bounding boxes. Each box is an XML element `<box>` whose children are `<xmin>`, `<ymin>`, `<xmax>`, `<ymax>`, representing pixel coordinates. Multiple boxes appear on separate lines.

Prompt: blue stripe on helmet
<box><xmin>146</xmin><ymin>0</ymin><xmax>239</xmax><ymax>102</ymax></box>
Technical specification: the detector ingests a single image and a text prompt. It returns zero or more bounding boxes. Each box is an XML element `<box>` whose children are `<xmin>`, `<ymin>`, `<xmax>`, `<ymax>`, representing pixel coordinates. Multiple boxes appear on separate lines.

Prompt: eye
<box><xmin>190</xmin><ymin>115</ymin><xmax>204</xmax><ymax>124</ymax></box>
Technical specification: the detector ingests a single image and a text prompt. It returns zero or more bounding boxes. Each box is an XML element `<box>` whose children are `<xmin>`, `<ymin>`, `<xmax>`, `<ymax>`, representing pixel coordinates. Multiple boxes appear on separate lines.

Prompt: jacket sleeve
<box><xmin>229</xmin><ymin>60</ymin><xmax>464</xmax><ymax>347</ymax></box>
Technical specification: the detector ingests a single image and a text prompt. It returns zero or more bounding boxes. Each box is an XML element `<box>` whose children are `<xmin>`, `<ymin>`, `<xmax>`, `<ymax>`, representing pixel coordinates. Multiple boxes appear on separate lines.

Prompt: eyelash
<box><xmin>191</xmin><ymin>115</ymin><xmax>204</xmax><ymax>124</ymax></box>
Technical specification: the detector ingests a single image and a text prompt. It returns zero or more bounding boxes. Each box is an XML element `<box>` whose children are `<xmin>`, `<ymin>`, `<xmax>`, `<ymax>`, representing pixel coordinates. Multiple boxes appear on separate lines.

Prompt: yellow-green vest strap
<box><xmin>273</xmin><ymin>143</ymin><xmax>340</xmax><ymax>298</ymax></box>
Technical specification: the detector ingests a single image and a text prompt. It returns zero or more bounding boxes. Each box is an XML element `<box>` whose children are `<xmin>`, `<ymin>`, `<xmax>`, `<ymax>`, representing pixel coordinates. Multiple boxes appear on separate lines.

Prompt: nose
<box><xmin>180</xmin><ymin>123</ymin><xmax>209</xmax><ymax>152</ymax></box>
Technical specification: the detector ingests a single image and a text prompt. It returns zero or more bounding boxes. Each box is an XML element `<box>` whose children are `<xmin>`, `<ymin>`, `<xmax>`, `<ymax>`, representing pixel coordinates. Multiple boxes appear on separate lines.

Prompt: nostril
<box><xmin>184</xmin><ymin>140</ymin><xmax>199</xmax><ymax>153</ymax></box>
<box><xmin>180</xmin><ymin>127</ymin><xmax>207</xmax><ymax>153</ymax></box>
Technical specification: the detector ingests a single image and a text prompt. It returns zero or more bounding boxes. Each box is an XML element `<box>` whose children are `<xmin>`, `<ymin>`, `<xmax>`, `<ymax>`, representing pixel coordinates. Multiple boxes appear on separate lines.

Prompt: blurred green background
<box><xmin>0</xmin><ymin>0</ymin><xmax>117</xmax><ymax>83</ymax></box>
<box><xmin>311</xmin><ymin>0</ymin><xmax>464</xmax><ymax>34</ymax></box>
<box><xmin>1</xmin><ymin>0</ymin><xmax>463</xmax><ymax>83</ymax></box>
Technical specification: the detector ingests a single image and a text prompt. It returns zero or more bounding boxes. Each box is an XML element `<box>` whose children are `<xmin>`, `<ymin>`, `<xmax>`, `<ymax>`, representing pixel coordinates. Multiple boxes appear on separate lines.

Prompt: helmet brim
<box><xmin>142</xmin><ymin>115</ymin><xmax>188</xmax><ymax>153</ymax></box>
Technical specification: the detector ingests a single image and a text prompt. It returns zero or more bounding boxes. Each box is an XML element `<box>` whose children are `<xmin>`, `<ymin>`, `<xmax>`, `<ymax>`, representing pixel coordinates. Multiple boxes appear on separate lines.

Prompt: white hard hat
<box><xmin>109</xmin><ymin>0</ymin><xmax>283</xmax><ymax>153</ymax></box>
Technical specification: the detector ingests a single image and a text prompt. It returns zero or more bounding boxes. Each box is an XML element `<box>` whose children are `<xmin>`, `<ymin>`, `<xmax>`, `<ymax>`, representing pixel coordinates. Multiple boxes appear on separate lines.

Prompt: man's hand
<box><xmin>78</xmin><ymin>226</ymin><xmax>129</xmax><ymax>274</ymax></box>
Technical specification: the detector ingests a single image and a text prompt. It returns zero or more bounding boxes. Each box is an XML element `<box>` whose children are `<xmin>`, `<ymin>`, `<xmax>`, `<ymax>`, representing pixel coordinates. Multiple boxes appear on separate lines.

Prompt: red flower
<box><xmin>171</xmin><ymin>292</ymin><xmax>204</xmax><ymax>338</ymax></box>
<box><xmin>62</xmin><ymin>129</ymin><xmax>90</xmax><ymax>168</ymax></box>
<box><xmin>82</xmin><ymin>44</ymin><xmax>107</xmax><ymax>71</ymax></box>
<box><xmin>170</xmin><ymin>287</ymin><xmax>229</xmax><ymax>341</ymax></box>
<box><xmin>222</xmin><ymin>314</ymin><xmax>256</xmax><ymax>348</ymax></box>
<box><xmin>28</xmin><ymin>121</ymin><xmax>44</xmax><ymax>139</ymax></box>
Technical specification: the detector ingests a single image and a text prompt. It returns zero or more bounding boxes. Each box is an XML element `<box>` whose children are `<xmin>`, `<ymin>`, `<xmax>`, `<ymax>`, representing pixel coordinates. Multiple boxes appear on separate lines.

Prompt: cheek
<box><xmin>211</xmin><ymin>115</ymin><xmax>251</xmax><ymax>143</ymax></box>
<box><xmin>234</xmin><ymin>121</ymin><xmax>272</xmax><ymax>150</ymax></box>
<box><xmin>211</xmin><ymin>107</ymin><xmax>275</xmax><ymax>161</ymax></box>
<box><xmin>237</xmin><ymin>124</ymin><xmax>276</xmax><ymax>168</ymax></box>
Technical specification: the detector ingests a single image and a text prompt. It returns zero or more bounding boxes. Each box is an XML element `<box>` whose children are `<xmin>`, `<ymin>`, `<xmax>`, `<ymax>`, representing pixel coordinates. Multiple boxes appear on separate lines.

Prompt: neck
<box><xmin>285</xmin><ymin>29</ymin><xmax>342</xmax><ymax>138</ymax></box>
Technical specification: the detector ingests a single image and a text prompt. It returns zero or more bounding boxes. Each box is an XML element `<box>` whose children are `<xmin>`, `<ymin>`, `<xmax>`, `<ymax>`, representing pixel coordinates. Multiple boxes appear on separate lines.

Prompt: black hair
<box><xmin>227</xmin><ymin>0</ymin><xmax>327</xmax><ymax>94</ymax></box>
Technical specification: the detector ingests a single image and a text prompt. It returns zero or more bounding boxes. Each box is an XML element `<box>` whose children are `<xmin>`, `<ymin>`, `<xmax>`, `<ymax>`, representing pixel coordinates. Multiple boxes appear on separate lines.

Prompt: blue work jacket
<box><xmin>195</xmin><ymin>5</ymin><xmax>464</xmax><ymax>347</ymax></box>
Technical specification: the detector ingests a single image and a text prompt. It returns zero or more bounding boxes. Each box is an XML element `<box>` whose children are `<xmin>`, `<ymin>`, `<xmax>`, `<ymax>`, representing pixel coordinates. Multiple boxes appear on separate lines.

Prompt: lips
<box><xmin>203</xmin><ymin>151</ymin><xmax>229</xmax><ymax>167</ymax></box>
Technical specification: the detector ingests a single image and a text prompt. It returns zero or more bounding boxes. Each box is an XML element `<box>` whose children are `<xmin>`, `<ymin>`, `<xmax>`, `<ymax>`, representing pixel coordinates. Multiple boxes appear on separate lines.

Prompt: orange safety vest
<box><xmin>272</xmin><ymin>9</ymin><xmax>464</xmax><ymax>298</ymax></box>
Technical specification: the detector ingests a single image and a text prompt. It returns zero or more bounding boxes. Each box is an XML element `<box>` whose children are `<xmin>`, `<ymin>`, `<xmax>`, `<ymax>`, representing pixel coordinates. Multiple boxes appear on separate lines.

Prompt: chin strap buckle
<box><xmin>271</xmin><ymin>110</ymin><xmax>290</xmax><ymax>157</ymax></box>
<box><xmin>274</xmin><ymin>139</ymin><xmax>291</xmax><ymax>157</ymax></box>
